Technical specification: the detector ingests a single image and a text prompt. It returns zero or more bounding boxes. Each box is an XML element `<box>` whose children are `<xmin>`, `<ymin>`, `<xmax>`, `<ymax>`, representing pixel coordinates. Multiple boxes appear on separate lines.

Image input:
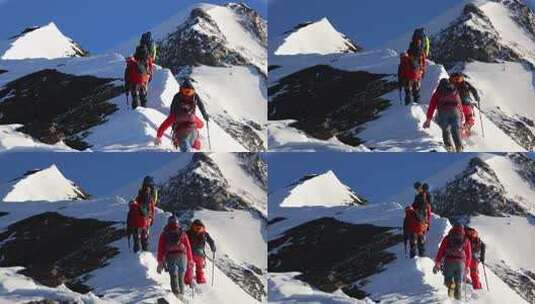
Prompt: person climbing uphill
<box><xmin>403</xmin><ymin>182</ymin><xmax>432</xmax><ymax>258</ymax></box>
<box><xmin>411</xmin><ymin>28</ymin><xmax>430</xmax><ymax>59</ymax></box>
<box><xmin>398</xmin><ymin>52</ymin><xmax>423</xmax><ymax>105</ymax></box>
<box><xmin>126</xmin><ymin>176</ymin><xmax>157</xmax><ymax>252</ymax></box>
<box><xmin>465</xmin><ymin>226</ymin><xmax>486</xmax><ymax>290</ymax></box>
<box><xmin>155</xmin><ymin>79</ymin><xmax>210</xmax><ymax>151</ymax></box>
<box><xmin>433</xmin><ymin>224</ymin><xmax>472</xmax><ymax>300</ymax></box>
<box><xmin>423</xmin><ymin>78</ymin><xmax>465</xmax><ymax>152</ymax></box>
<box><xmin>140</xmin><ymin>31</ymin><xmax>158</xmax><ymax>64</ymax></box>
<box><xmin>157</xmin><ymin>215</ymin><xmax>194</xmax><ymax>299</ymax></box>
<box><xmin>124</xmin><ymin>44</ymin><xmax>154</xmax><ymax>109</ymax></box>
<box><xmin>450</xmin><ymin>73</ymin><xmax>480</xmax><ymax>138</ymax></box>
<box><xmin>185</xmin><ymin>219</ymin><xmax>216</xmax><ymax>285</ymax></box>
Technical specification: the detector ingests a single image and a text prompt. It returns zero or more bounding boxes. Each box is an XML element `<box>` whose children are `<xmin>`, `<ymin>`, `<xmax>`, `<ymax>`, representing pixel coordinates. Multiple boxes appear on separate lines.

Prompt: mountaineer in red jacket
<box><xmin>185</xmin><ymin>219</ymin><xmax>216</xmax><ymax>285</ymax></box>
<box><xmin>404</xmin><ymin>182</ymin><xmax>433</xmax><ymax>258</ymax></box>
<box><xmin>155</xmin><ymin>79</ymin><xmax>210</xmax><ymax>151</ymax></box>
<box><xmin>423</xmin><ymin>78</ymin><xmax>465</xmax><ymax>152</ymax></box>
<box><xmin>126</xmin><ymin>176</ymin><xmax>156</xmax><ymax>252</ymax></box>
<box><xmin>398</xmin><ymin>52</ymin><xmax>424</xmax><ymax>105</ymax></box>
<box><xmin>124</xmin><ymin>45</ymin><xmax>154</xmax><ymax>109</ymax></box>
<box><xmin>157</xmin><ymin>215</ymin><xmax>194</xmax><ymax>299</ymax></box>
<box><xmin>433</xmin><ymin>224</ymin><xmax>472</xmax><ymax>300</ymax></box>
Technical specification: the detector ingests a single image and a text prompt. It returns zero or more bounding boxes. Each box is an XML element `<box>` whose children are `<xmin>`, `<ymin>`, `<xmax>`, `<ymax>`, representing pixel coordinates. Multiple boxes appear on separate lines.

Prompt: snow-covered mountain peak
<box><xmin>0</xmin><ymin>164</ymin><xmax>89</xmax><ymax>202</ymax></box>
<box><xmin>279</xmin><ymin>170</ymin><xmax>366</xmax><ymax>208</ymax></box>
<box><xmin>0</xmin><ymin>22</ymin><xmax>86</xmax><ymax>60</ymax></box>
<box><xmin>274</xmin><ymin>17</ymin><xmax>362</xmax><ymax>56</ymax></box>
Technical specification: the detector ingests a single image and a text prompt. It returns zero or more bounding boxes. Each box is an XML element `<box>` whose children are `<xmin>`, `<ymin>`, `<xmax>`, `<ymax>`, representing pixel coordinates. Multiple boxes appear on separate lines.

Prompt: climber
<box><xmin>398</xmin><ymin>52</ymin><xmax>423</xmax><ymax>105</ymax></box>
<box><xmin>450</xmin><ymin>72</ymin><xmax>481</xmax><ymax>137</ymax></box>
<box><xmin>154</xmin><ymin>79</ymin><xmax>210</xmax><ymax>151</ymax></box>
<box><xmin>423</xmin><ymin>78</ymin><xmax>465</xmax><ymax>152</ymax></box>
<box><xmin>157</xmin><ymin>215</ymin><xmax>194</xmax><ymax>299</ymax></box>
<box><xmin>465</xmin><ymin>226</ymin><xmax>486</xmax><ymax>289</ymax></box>
<box><xmin>185</xmin><ymin>219</ymin><xmax>216</xmax><ymax>285</ymax></box>
<box><xmin>139</xmin><ymin>175</ymin><xmax>158</xmax><ymax>206</ymax></box>
<box><xmin>126</xmin><ymin>177</ymin><xmax>157</xmax><ymax>252</ymax></box>
<box><xmin>403</xmin><ymin>182</ymin><xmax>432</xmax><ymax>258</ymax></box>
<box><xmin>124</xmin><ymin>44</ymin><xmax>154</xmax><ymax>109</ymax></box>
<box><xmin>433</xmin><ymin>224</ymin><xmax>472</xmax><ymax>300</ymax></box>
<box><xmin>411</xmin><ymin>28</ymin><xmax>430</xmax><ymax>58</ymax></box>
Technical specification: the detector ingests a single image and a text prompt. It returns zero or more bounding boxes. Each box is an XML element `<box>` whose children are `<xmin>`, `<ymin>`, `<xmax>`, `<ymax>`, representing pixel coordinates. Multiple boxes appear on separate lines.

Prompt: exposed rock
<box><xmin>432</xmin><ymin>157</ymin><xmax>527</xmax><ymax>219</ymax></box>
<box><xmin>235</xmin><ymin>152</ymin><xmax>267</xmax><ymax>190</ymax></box>
<box><xmin>0</xmin><ymin>69</ymin><xmax>123</xmax><ymax>150</ymax></box>
<box><xmin>431</xmin><ymin>3</ymin><xmax>523</xmax><ymax>69</ymax></box>
<box><xmin>268</xmin><ymin>217</ymin><xmax>402</xmax><ymax>299</ymax></box>
<box><xmin>489</xmin><ymin>261</ymin><xmax>535</xmax><ymax>304</ymax></box>
<box><xmin>0</xmin><ymin>212</ymin><xmax>124</xmax><ymax>293</ymax></box>
<box><xmin>268</xmin><ymin>65</ymin><xmax>395</xmax><ymax>146</ymax></box>
<box><xmin>158</xmin><ymin>153</ymin><xmax>258</xmax><ymax>213</ymax></box>
<box><xmin>216</xmin><ymin>254</ymin><xmax>266</xmax><ymax>302</ymax></box>
<box><xmin>507</xmin><ymin>152</ymin><xmax>535</xmax><ymax>188</ymax></box>
<box><xmin>486</xmin><ymin>108</ymin><xmax>535</xmax><ymax>151</ymax></box>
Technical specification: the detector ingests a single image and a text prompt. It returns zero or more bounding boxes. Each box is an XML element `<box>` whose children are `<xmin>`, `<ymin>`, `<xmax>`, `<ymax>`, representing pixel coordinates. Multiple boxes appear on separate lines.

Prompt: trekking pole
<box><xmin>207</xmin><ymin>121</ymin><xmax>213</xmax><ymax>151</ymax></box>
<box><xmin>478</xmin><ymin>100</ymin><xmax>485</xmax><ymax>138</ymax></box>
<box><xmin>125</xmin><ymin>91</ymin><xmax>129</xmax><ymax>109</ymax></box>
<box><xmin>212</xmin><ymin>251</ymin><xmax>216</xmax><ymax>287</ymax></box>
<box><xmin>483</xmin><ymin>263</ymin><xmax>490</xmax><ymax>291</ymax></box>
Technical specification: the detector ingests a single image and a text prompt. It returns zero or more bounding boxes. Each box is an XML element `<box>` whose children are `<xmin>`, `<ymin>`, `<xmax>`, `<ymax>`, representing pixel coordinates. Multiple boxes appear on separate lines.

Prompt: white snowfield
<box><xmin>0</xmin><ymin>164</ymin><xmax>85</xmax><ymax>202</ymax></box>
<box><xmin>273</xmin><ymin>170</ymin><xmax>363</xmax><ymax>208</ymax></box>
<box><xmin>273</xmin><ymin>18</ymin><xmax>356</xmax><ymax>56</ymax></box>
<box><xmin>0</xmin><ymin>22</ymin><xmax>83</xmax><ymax>60</ymax></box>
<box><xmin>269</xmin><ymin>159</ymin><xmax>534</xmax><ymax>303</ymax></box>
<box><xmin>0</xmin><ymin>157</ymin><xmax>266</xmax><ymax>303</ymax></box>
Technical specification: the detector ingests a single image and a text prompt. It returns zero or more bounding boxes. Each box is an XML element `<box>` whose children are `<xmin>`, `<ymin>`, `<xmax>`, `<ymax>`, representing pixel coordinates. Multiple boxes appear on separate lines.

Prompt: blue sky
<box><xmin>0</xmin><ymin>153</ymin><xmax>178</xmax><ymax>196</ymax></box>
<box><xmin>269</xmin><ymin>0</ymin><xmax>535</xmax><ymax>49</ymax></box>
<box><xmin>0</xmin><ymin>0</ymin><xmax>266</xmax><ymax>53</ymax></box>
<box><xmin>267</xmin><ymin>152</ymin><xmax>475</xmax><ymax>203</ymax></box>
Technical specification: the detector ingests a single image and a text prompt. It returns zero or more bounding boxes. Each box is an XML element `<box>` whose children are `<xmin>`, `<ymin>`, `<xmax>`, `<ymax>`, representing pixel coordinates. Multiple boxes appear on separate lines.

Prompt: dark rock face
<box><xmin>268</xmin><ymin>65</ymin><xmax>395</xmax><ymax>146</ymax></box>
<box><xmin>489</xmin><ymin>261</ymin><xmax>535</xmax><ymax>304</ymax></box>
<box><xmin>0</xmin><ymin>69</ymin><xmax>123</xmax><ymax>150</ymax></box>
<box><xmin>432</xmin><ymin>157</ymin><xmax>527</xmax><ymax>219</ymax></box>
<box><xmin>0</xmin><ymin>212</ymin><xmax>124</xmax><ymax>293</ymax></box>
<box><xmin>268</xmin><ymin>217</ymin><xmax>402</xmax><ymax>299</ymax></box>
<box><xmin>156</xmin><ymin>4</ymin><xmax>266</xmax><ymax>74</ymax></box>
<box><xmin>486</xmin><ymin>108</ymin><xmax>535</xmax><ymax>151</ymax></box>
<box><xmin>158</xmin><ymin>153</ymin><xmax>262</xmax><ymax>213</ymax></box>
<box><xmin>213</xmin><ymin>115</ymin><xmax>266</xmax><ymax>151</ymax></box>
<box><xmin>216</xmin><ymin>254</ymin><xmax>266</xmax><ymax>302</ymax></box>
<box><xmin>431</xmin><ymin>4</ymin><xmax>523</xmax><ymax>69</ymax></box>
<box><xmin>236</xmin><ymin>152</ymin><xmax>267</xmax><ymax>190</ymax></box>
<box><xmin>507</xmin><ymin>152</ymin><xmax>535</xmax><ymax>188</ymax></box>
<box><xmin>496</xmin><ymin>0</ymin><xmax>535</xmax><ymax>41</ymax></box>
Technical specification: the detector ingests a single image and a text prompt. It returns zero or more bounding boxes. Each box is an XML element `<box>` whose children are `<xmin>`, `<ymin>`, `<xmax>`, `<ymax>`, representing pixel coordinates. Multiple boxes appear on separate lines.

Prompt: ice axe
<box><xmin>483</xmin><ymin>263</ymin><xmax>490</xmax><ymax>291</ymax></box>
<box><xmin>207</xmin><ymin>120</ymin><xmax>213</xmax><ymax>151</ymax></box>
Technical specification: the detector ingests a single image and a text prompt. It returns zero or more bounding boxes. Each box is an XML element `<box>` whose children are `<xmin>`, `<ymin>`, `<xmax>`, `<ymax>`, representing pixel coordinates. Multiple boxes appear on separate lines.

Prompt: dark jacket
<box><xmin>455</xmin><ymin>81</ymin><xmax>480</xmax><ymax>104</ymax></box>
<box><xmin>186</xmin><ymin>230</ymin><xmax>216</xmax><ymax>257</ymax></box>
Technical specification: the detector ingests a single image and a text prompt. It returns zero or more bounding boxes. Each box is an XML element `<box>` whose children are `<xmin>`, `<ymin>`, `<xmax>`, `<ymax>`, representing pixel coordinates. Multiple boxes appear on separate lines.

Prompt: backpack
<box><xmin>412</xmin><ymin>28</ymin><xmax>429</xmax><ymax>56</ymax></box>
<box><xmin>438</xmin><ymin>85</ymin><xmax>461</xmax><ymax>110</ymax></box>
<box><xmin>413</xmin><ymin>193</ymin><xmax>429</xmax><ymax>224</ymax></box>
<box><xmin>445</xmin><ymin>229</ymin><xmax>466</xmax><ymax>260</ymax></box>
<box><xmin>166</xmin><ymin>227</ymin><xmax>187</xmax><ymax>254</ymax></box>
<box><xmin>140</xmin><ymin>32</ymin><xmax>157</xmax><ymax>60</ymax></box>
<box><xmin>137</xmin><ymin>189</ymin><xmax>153</xmax><ymax>218</ymax></box>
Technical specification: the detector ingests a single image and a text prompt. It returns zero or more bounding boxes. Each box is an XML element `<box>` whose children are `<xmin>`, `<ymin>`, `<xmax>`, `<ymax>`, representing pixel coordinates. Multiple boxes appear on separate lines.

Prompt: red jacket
<box><xmin>157</xmin><ymin>224</ymin><xmax>194</xmax><ymax>264</ymax></box>
<box><xmin>426</xmin><ymin>89</ymin><xmax>464</xmax><ymax>121</ymax></box>
<box><xmin>125</xmin><ymin>57</ymin><xmax>153</xmax><ymax>85</ymax></box>
<box><xmin>127</xmin><ymin>200</ymin><xmax>155</xmax><ymax>229</ymax></box>
<box><xmin>435</xmin><ymin>230</ymin><xmax>472</xmax><ymax>266</ymax></box>
<box><xmin>398</xmin><ymin>55</ymin><xmax>422</xmax><ymax>81</ymax></box>
<box><xmin>404</xmin><ymin>207</ymin><xmax>428</xmax><ymax>235</ymax></box>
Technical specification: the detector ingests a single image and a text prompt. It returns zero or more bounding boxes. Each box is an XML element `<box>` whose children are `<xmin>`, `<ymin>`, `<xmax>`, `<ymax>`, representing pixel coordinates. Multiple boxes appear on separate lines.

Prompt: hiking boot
<box><xmin>455</xmin><ymin>145</ymin><xmax>464</xmax><ymax>153</ymax></box>
<box><xmin>445</xmin><ymin>145</ymin><xmax>454</xmax><ymax>152</ymax></box>
<box><xmin>454</xmin><ymin>284</ymin><xmax>462</xmax><ymax>300</ymax></box>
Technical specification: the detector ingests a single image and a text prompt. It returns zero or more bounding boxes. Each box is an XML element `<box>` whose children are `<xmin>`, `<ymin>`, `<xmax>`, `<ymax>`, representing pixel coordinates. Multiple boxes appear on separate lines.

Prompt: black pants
<box><xmin>404</xmin><ymin>80</ymin><xmax>421</xmax><ymax>105</ymax></box>
<box><xmin>409</xmin><ymin>233</ymin><xmax>425</xmax><ymax>258</ymax></box>
<box><xmin>130</xmin><ymin>84</ymin><xmax>147</xmax><ymax>109</ymax></box>
<box><xmin>133</xmin><ymin>227</ymin><xmax>149</xmax><ymax>252</ymax></box>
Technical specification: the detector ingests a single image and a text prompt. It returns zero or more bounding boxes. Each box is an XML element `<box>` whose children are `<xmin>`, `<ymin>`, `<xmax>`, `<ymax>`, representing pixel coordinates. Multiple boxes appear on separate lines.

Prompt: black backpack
<box><xmin>137</xmin><ymin>189</ymin><xmax>152</xmax><ymax>218</ymax></box>
<box><xmin>140</xmin><ymin>32</ymin><xmax>156</xmax><ymax>58</ymax></box>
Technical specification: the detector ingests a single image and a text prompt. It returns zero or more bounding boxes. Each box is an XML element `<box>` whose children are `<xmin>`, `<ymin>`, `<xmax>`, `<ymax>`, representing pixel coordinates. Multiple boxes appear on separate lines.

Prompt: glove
<box><xmin>157</xmin><ymin>263</ymin><xmax>164</xmax><ymax>274</ymax></box>
<box><xmin>481</xmin><ymin>257</ymin><xmax>485</xmax><ymax>264</ymax></box>
<box><xmin>204</xmin><ymin>115</ymin><xmax>210</xmax><ymax>122</ymax></box>
<box><xmin>154</xmin><ymin>137</ymin><xmax>161</xmax><ymax>146</ymax></box>
<box><xmin>423</xmin><ymin>120</ymin><xmax>431</xmax><ymax>129</ymax></box>
<box><xmin>433</xmin><ymin>263</ymin><xmax>440</xmax><ymax>274</ymax></box>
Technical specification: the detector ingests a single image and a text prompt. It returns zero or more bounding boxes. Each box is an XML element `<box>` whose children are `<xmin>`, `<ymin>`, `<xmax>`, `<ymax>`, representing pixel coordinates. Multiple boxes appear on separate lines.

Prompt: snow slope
<box><xmin>0</xmin><ymin>22</ymin><xmax>84</xmax><ymax>60</ymax></box>
<box><xmin>269</xmin><ymin>48</ymin><xmax>525</xmax><ymax>152</ymax></box>
<box><xmin>0</xmin><ymin>164</ymin><xmax>86</xmax><ymax>202</ymax></box>
<box><xmin>273</xmin><ymin>18</ymin><xmax>358</xmax><ymax>56</ymax></box>
<box><xmin>269</xmin><ymin>170</ymin><xmax>364</xmax><ymax>210</ymax></box>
